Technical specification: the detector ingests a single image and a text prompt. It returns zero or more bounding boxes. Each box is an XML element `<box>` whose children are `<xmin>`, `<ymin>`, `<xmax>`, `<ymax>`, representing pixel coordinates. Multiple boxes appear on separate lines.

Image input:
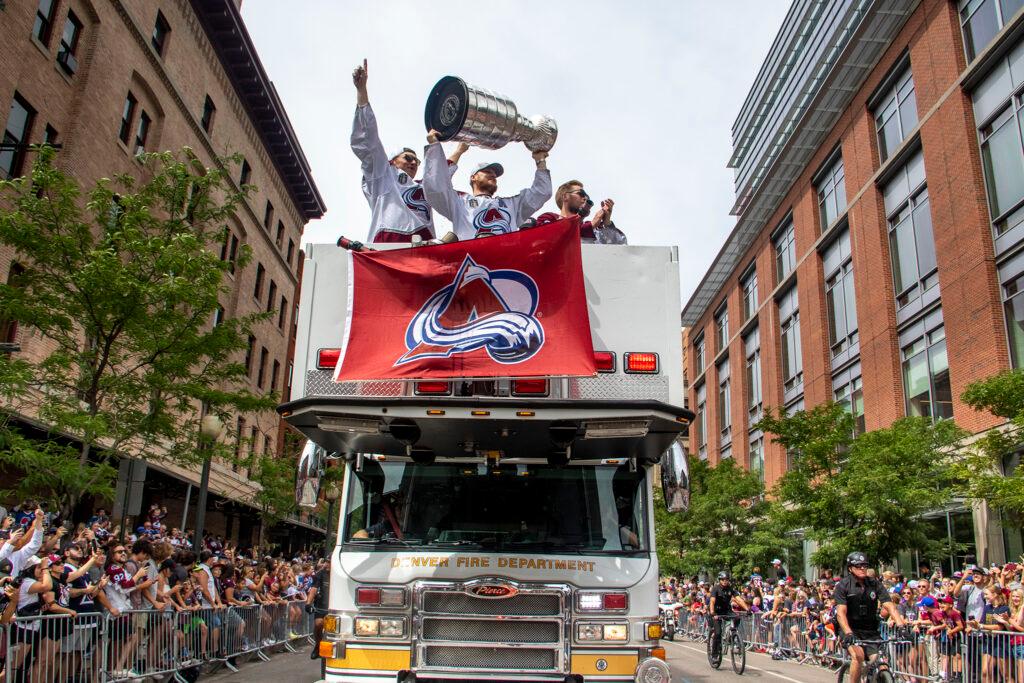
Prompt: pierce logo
<box><xmin>468</xmin><ymin>584</ymin><xmax>519</xmax><ymax>599</ymax></box>
<box><xmin>396</xmin><ymin>255</ymin><xmax>544</xmax><ymax>366</ymax></box>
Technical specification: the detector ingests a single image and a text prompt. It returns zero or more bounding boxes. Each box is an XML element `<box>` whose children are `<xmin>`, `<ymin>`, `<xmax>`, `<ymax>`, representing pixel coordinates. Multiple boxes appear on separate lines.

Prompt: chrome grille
<box><xmin>423</xmin><ymin>646</ymin><xmax>556</xmax><ymax>670</ymax></box>
<box><xmin>422</xmin><ymin>618</ymin><xmax>559</xmax><ymax>643</ymax></box>
<box><xmin>422</xmin><ymin>592</ymin><xmax>560</xmax><ymax>616</ymax></box>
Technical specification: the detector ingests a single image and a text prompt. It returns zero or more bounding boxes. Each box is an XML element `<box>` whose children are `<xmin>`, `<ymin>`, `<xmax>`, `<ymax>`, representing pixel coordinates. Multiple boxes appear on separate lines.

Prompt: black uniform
<box><xmin>832</xmin><ymin>574</ymin><xmax>891</xmax><ymax>657</ymax></box>
<box><xmin>709</xmin><ymin>583</ymin><xmax>740</xmax><ymax>648</ymax></box>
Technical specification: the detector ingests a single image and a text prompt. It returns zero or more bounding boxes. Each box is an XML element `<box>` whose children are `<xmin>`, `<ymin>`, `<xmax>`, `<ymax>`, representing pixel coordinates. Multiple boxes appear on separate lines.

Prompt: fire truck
<box><xmin>280</xmin><ymin>240</ymin><xmax>692</xmax><ymax>683</ymax></box>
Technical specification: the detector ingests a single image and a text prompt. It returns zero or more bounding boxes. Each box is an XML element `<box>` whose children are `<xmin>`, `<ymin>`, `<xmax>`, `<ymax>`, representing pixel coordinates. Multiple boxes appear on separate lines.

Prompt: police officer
<box><xmin>708</xmin><ymin>571</ymin><xmax>748</xmax><ymax>660</ymax></box>
<box><xmin>833</xmin><ymin>551</ymin><xmax>908</xmax><ymax>682</ymax></box>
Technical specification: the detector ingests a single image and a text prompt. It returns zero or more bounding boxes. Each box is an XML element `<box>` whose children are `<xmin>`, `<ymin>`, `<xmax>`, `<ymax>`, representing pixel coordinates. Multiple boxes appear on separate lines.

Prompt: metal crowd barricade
<box><xmin>961</xmin><ymin>629</ymin><xmax>1023</xmax><ymax>683</ymax></box>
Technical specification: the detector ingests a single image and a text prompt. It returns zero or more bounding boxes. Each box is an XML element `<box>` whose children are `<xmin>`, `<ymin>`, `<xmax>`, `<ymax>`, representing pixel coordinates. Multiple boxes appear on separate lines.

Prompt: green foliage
<box><xmin>654</xmin><ymin>455</ymin><xmax>789</xmax><ymax>578</ymax></box>
<box><xmin>0</xmin><ymin>147</ymin><xmax>276</xmax><ymax>512</ymax></box>
<box><xmin>250</xmin><ymin>451</ymin><xmax>298</xmax><ymax>526</ymax></box>
<box><xmin>756</xmin><ymin>403</ymin><xmax>963</xmax><ymax>568</ymax></box>
<box><xmin>958</xmin><ymin>369</ymin><xmax>1024</xmax><ymax>519</ymax></box>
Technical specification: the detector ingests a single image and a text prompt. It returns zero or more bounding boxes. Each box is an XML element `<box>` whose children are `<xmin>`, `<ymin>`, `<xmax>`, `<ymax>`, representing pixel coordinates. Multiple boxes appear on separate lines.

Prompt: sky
<box><xmin>240</xmin><ymin>0</ymin><xmax>791</xmax><ymax>302</ymax></box>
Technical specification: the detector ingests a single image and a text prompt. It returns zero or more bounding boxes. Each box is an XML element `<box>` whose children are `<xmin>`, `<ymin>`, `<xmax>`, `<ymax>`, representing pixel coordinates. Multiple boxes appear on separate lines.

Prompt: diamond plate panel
<box><xmin>423</xmin><ymin>646</ymin><xmax>556</xmax><ymax>670</ymax></box>
<box><xmin>422</xmin><ymin>618</ymin><xmax>559</xmax><ymax>643</ymax></box>
<box><xmin>422</xmin><ymin>592</ymin><xmax>560</xmax><ymax>616</ymax></box>
<box><xmin>304</xmin><ymin>370</ymin><xmax>405</xmax><ymax>397</ymax></box>
<box><xmin>568</xmin><ymin>374</ymin><xmax>669</xmax><ymax>401</ymax></box>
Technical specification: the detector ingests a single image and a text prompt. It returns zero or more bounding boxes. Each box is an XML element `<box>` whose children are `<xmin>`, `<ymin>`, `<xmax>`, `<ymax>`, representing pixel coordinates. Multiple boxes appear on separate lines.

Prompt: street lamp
<box><xmin>192</xmin><ymin>413</ymin><xmax>225</xmax><ymax>553</ymax></box>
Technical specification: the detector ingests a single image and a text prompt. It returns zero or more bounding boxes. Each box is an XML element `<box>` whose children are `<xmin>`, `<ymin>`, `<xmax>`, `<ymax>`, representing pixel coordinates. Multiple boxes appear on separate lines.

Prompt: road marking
<box><xmin>663</xmin><ymin>640</ymin><xmax>814</xmax><ymax>683</ymax></box>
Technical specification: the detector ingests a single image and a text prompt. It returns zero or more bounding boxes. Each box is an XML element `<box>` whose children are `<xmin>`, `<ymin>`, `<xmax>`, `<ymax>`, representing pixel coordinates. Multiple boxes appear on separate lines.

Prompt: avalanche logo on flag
<box><xmin>396</xmin><ymin>254</ymin><xmax>544</xmax><ymax>366</ymax></box>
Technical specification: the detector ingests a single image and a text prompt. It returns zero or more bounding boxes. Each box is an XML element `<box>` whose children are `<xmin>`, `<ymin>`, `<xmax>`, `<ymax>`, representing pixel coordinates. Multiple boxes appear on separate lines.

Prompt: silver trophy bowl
<box><xmin>425</xmin><ymin>76</ymin><xmax>557</xmax><ymax>152</ymax></box>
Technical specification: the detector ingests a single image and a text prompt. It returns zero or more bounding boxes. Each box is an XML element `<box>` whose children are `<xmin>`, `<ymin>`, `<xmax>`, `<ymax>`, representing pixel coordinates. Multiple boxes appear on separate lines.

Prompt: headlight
<box><xmin>578</xmin><ymin>593</ymin><xmax>603</xmax><ymax>611</ymax></box>
<box><xmin>379</xmin><ymin>618</ymin><xmax>406</xmax><ymax>637</ymax></box>
<box><xmin>354</xmin><ymin>617</ymin><xmax>379</xmax><ymax>637</ymax></box>
<box><xmin>577</xmin><ymin>623</ymin><xmax>604</xmax><ymax>641</ymax></box>
<box><xmin>603</xmin><ymin>624</ymin><xmax>628</xmax><ymax>641</ymax></box>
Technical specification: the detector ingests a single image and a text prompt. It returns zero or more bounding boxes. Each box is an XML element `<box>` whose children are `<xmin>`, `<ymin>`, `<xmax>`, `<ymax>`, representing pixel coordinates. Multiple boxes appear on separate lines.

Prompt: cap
<box><xmin>46</xmin><ymin>554</ymin><xmax>61</xmax><ymax>565</ymax></box>
<box><xmin>953</xmin><ymin>572</ymin><xmax>963</xmax><ymax>578</ymax></box>
<box><xmin>908</xmin><ymin>580</ymin><xmax>919</xmax><ymax>589</ymax></box>
<box><xmin>940</xmin><ymin>595</ymin><xmax>954</xmax><ymax>604</ymax></box>
<box><xmin>919</xmin><ymin>596</ymin><xmax>936</xmax><ymax>608</ymax></box>
<box><xmin>772</xmin><ymin>559</ymin><xmax>781</xmax><ymax>565</ymax></box>
<box><xmin>388</xmin><ymin>147</ymin><xmax>418</xmax><ymax>162</ymax></box>
<box><xmin>24</xmin><ymin>555</ymin><xmax>42</xmax><ymax>569</ymax></box>
<box><xmin>472</xmin><ymin>162</ymin><xmax>504</xmax><ymax>177</ymax></box>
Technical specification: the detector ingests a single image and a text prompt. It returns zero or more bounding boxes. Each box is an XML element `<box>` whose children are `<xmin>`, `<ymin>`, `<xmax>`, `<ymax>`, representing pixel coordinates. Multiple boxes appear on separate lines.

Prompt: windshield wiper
<box><xmin>346</xmin><ymin>537</ymin><xmax>423</xmax><ymax>548</ymax></box>
<box><xmin>424</xmin><ymin>540</ymin><xmax>485</xmax><ymax>549</ymax></box>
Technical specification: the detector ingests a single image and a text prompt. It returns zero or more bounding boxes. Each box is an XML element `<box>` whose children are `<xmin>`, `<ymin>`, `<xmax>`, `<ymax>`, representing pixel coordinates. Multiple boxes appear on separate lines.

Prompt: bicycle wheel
<box><xmin>835</xmin><ymin>662</ymin><xmax>849</xmax><ymax>683</ymax></box>
<box><xmin>730</xmin><ymin>630</ymin><xmax>746</xmax><ymax>675</ymax></box>
<box><xmin>707</xmin><ymin>630</ymin><xmax>722</xmax><ymax>669</ymax></box>
<box><xmin>874</xmin><ymin>669</ymin><xmax>896</xmax><ymax>683</ymax></box>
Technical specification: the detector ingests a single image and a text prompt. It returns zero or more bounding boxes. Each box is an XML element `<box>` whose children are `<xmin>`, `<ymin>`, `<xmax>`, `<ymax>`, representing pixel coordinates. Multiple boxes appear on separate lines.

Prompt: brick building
<box><xmin>0</xmin><ymin>0</ymin><xmax>325</xmax><ymax>548</ymax></box>
<box><xmin>681</xmin><ymin>0</ymin><xmax>1024</xmax><ymax>573</ymax></box>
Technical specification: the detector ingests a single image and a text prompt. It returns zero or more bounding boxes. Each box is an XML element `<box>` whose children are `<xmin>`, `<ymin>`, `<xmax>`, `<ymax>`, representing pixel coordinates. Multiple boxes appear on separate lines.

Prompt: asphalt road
<box><xmin>204</xmin><ymin>639</ymin><xmax>840</xmax><ymax>682</ymax></box>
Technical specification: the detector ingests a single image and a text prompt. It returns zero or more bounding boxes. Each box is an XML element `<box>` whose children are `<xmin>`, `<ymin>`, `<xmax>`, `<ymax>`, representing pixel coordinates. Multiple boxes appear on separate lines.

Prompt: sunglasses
<box><xmin>569</xmin><ymin>189</ymin><xmax>590</xmax><ymax>199</ymax></box>
<box><xmin>850</xmin><ymin>564</ymin><xmax>869</xmax><ymax>569</ymax></box>
<box><xmin>398</xmin><ymin>154</ymin><xmax>418</xmax><ymax>163</ymax></box>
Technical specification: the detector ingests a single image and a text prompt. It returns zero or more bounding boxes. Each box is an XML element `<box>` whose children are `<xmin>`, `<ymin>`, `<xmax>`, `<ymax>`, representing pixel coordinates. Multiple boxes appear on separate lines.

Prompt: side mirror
<box><xmin>660</xmin><ymin>442</ymin><xmax>689</xmax><ymax>512</ymax></box>
<box><xmin>295</xmin><ymin>440</ymin><xmax>326</xmax><ymax>508</ymax></box>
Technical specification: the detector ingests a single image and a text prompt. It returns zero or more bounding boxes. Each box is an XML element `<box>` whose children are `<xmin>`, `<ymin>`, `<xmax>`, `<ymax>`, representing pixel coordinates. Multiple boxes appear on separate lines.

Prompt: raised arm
<box><xmin>422</xmin><ymin>135</ymin><xmax>464</xmax><ymax>228</ymax></box>
<box><xmin>350</xmin><ymin>59</ymin><xmax>390</xmax><ymax>185</ymax></box>
<box><xmin>513</xmin><ymin>150</ymin><xmax>552</xmax><ymax>223</ymax></box>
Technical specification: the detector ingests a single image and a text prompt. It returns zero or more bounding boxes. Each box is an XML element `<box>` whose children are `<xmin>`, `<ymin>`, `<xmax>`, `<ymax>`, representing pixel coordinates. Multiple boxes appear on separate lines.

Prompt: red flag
<box><xmin>335</xmin><ymin>217</ymin><xmax>596</xmax><ymax>381</ymax></box>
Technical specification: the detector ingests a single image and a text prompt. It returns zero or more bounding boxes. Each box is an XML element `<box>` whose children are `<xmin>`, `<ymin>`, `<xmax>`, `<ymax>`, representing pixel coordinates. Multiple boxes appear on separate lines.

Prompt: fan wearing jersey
<box><xmin>423</xmin><ymin>129</ymin><xmax>552</xmax><ymax>240</ymax></box>
<box><xmin>351</xmin><ymin>59</ymin><xmax>468</xmax><ymax>243</ymax></box>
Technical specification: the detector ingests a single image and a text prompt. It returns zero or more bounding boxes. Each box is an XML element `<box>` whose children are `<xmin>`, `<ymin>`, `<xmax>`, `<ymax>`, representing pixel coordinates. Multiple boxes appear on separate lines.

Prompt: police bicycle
<box><xmin>707</xmin><ymin>613</ymin><xmax>746</xmax><ymax>674</ymax></box>
<box><xmin>835</xmin><ymin>636</ymin><xmax>906</xmax><ymax>683</ymax></box>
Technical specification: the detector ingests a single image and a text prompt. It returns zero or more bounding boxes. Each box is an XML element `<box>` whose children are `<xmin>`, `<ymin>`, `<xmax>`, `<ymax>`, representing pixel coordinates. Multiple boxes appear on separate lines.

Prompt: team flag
<box><xmin>334</xmin><ymin>217</ymin><xmax>596</xmax><ymax>381</ymax></box>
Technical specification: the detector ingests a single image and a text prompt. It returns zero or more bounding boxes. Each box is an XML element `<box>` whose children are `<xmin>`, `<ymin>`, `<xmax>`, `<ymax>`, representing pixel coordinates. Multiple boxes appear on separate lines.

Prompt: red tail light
<box><xmin>511</xmin><ymin>378</ymin><xmax>548</xmax><ymax>396</ymax></box>
<box><xmin>317</xmin><ymin>348</ymin><xmax>341</xmax><ymax>369</ymax></box>
<box><xmin>594</xmin><ymin>351</ymin><xmax>616</xmax><ymax>373</ymax></box>
<box><xmin>624</xmin><ymin>352</ymin><xmax>659</xmax><ymax>374</ymax></box>
<box><xmin>603</xmin><ymin>593</ymin><xmax>628</xmax><ymax>610</ymax></box>
<box><xmin>414</xmin><ymin>381</ymin><xmax>451</xmax><ymax>395</ymax></box>
<box><xmin>355</xmin><ymin>587</ymin><xmax>381</xmax><ymax>606</ymax></box>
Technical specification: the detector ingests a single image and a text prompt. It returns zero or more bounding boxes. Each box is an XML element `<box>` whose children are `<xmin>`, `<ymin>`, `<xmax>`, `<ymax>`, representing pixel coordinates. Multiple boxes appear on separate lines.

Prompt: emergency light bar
<box><xmin>317</xmin><ymin>416</ymin><xmax>382</xmax><ymax>434</ymax></box>
<box><xmin>624</xmin><ymin>352</ymin><xmax>659</xmax><ymax>374</ymax></box>
<box><xmin>594</xmin><ymin>351</ymin><xmax>616</xmax><ymax>373</ymax></box>
<box><xmin>317</xmin><ymin>348</ymin><xmax>341</xmax><ymax>369</ymax></box>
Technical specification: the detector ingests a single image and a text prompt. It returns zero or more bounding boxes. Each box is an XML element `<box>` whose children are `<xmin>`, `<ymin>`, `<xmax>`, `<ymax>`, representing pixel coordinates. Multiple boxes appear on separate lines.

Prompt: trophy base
<box><xmin>424</xmin><ymin>76</ymin><xmax>469</xmax><ymax>142</ymax></box>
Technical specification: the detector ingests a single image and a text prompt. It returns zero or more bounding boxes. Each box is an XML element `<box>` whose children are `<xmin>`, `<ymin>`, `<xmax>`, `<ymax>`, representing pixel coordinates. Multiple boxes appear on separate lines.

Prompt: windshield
<box><xmin>342</xmin><ymin>460</ymin><xmax>648</xmax><ymax>554</ymax></box>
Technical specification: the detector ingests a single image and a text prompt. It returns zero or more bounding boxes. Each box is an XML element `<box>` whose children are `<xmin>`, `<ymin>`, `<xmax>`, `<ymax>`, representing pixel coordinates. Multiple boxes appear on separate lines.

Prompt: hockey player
<box><xmin>422</xmin><ymin>128</ymin><xmax>551</xmax><ymax>240</ymax></box>
<box><xmin>351</xmin><ymin>59</ymin><xmax>468</xmax><ymax>243</ymax></box>
<box><xmin>534</xmin><ymin>180</ymin><xmax>626</xmax><ymax>244</ymax></box>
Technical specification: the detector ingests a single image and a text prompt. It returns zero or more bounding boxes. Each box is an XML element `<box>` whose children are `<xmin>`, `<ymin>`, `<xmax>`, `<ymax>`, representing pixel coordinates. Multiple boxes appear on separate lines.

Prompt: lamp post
<box><xmin>192</xmin><ymin>414</ymin><xmax>224</xmax><ymax>553</ymax></box>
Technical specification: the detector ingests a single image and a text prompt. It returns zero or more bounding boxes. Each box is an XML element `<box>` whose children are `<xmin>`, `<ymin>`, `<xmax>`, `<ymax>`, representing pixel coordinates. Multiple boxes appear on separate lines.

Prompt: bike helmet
<box><xmin>846</xmin><ymin>551</ymin><xmax>868</xmax><ymax>566</ymax></box>
<box><xmin>717</xmin><ymin>571</ymin><xmax>730</xmax><ymax>580</ymax></box>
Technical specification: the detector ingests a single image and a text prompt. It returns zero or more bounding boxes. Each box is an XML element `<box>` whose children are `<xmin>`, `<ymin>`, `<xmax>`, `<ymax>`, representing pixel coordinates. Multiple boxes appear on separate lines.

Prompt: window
<box><xmin>720</xmin><ymin>444</ymin><xmax>732</xmax><ymax>460</ymax></box>
<box><xmin>695</xmin><ymin>382</ymin><xmax>707</xmax><ymax>459</ymax></box>
<box><xmin>779</xmin><ymin>286</ymin><xmax>803</xmax><ymax>397</ymax></box>
<box><xmin>0</xmin><ymin>264</ymin><xmax>26</xmax><ymax>344</ymax></box>
<box><xmin>718</xmin><ymin>359</ymin><xmax>731</xmax><ymax>443</ymax></box>
<box><xmin>249</xmin><ymin>426</ymin><xmax>259</xmax><ymax>466</ymax></box>
<box><xmin>823</xmin><ymin>229</ymin><xmax>859</xmax><ymax>362</ymax></box>
<box><xmin>749</xmin><ymin>436</ymin><xmax>764</xmax><ymax>485</ymax></box>
<box><xmin>774</xmin><ymin>219</ymin><xmax>796</xmax><ymax>282</ymax></box>
<box><xmin>244</xmin><ymin>335</ymin><xmax>255</xmax><ymax>372</ymax></box>
<box><xmin>744</xmin><ymin>327</ymin><xmax>762</xmax><ymax>421</ymax></box>
<box><xmin>784</xmin><ymin>398</ymin><xmax>804</xmax><ymax>472</ymax></box>
<box><xmin>233</xmin><ymin>417</ymin><xmax>246</xmax><ymax>467</ymax></box>
<box><xmin>264</xmin><ymin>200</ymin><xmax>274</xmax><ymax>230</ymax></box>
<box><xmin>240</xmin><ymin>158</ymin><xmax>251</xmax><ymax>186</ymax></box>
<box><xmin>833</xmin><ymin>362</ymin><xmax>865</xmax><ymax>435</ymax></box>
<box><xmin>874</xmin><ymin>64</ymin><xmax>918</xmax><ymax>162</ymax></box>
<box><xmin>693</xmin><ymin>334</ymin><xmax>705</xmax><ymax>376</ymax></box>
<box><xmin>275</xmin><ymin>221</ymin><xmax>285</xmax><ymax>248</ymax></box>
<box><xmin>1000</xmin><ymin>250</ymin><xmax>1024</xmax><ymax>367</ymax></box>
<box><xmin>270</xmin><ymin>359</ymin><xmax>280</xmax><ymax>393</ymax></box>
<box><xmin>1</xmin><ymin>93</ymin><xmax>35</xmax><ymax>179</ymax></box>
<box><xmin>715</xmin><ymin>305</ymin><xmax>729</xmax><ymax>354</ymax></box>
<box><xmin>213</xmin><ymin>306</ymin><xmax>225</xmax><ymax>328</ymax></box>
<box><xmin>200</xmin><ymin>95</ymin><xmax>216</xmax><ymax>133</ymax></box>
<box><xmin>742</xmin><ymin>268</ymin><xmax>758</xmax><ymax>321</ymax></box>
<box><xmin>151</xmin><ymin>10</ymin><xmax>170</xmax><ymax>57</ymax></box>
<box><xmin>884</xmin><ymin>150</ymin><xmax>937</xmax><ymax>310</ymax></box>
<box><xmin>278</xmin><ymin>296</ymin><xmax>287</xmax><ymax>329</ymax></box>
<box><xmin>286</xmin><ymin>361</ymin><xmax>293</xmax><ymax>391</ymax></box>
<box><xmin>286</xmin><ymin>239</ymin><xmax>295</xmax><ymax>266</ymax></box>
<box><xmin>960</xmin><ymin>0</ymin><xmax>1023</xmax><ymax>62</ymax></box>
<box><xmin>220</xmin><ymin>229</ymin><xmax>239</xmax><ymax>273</ymax></box>
<box><xmin>33</xmin><ymin>0</ymin><xmax>57</xmax><ymax>45</ymax></box>
<box><xmin>266</xmin><ymin>280</ymin><xmax>276</xmax><ymax>313</ymax></box>
<box><xmin>973</xmin><ymin>41</ymin><xmax>1024</xmax><ymax>243</ymax></box>
<box><xmin>257</xmin><ymin>347</ymin><xmax>268</xmax><ymax>388</ymax></box>
<box><xmin>253</xmin><ymin>263</ymin><xmax>265</xmax><ymax>300</ymax></box>
<box><xmin>117</xmin><ymin>92</ymin><xmax>137</xmax><ymax>145</ymax></box>
<box><xmin>816</xmin><ymin>153</ymin><xmax>847</xmax><ymax>230</ymax></box>
<box><xmin>56</xmin><ymin>11</ymin><xmax>82</xmax><ymax>75</ymax></box>
<box><xmin>900</xmin><ymin>309</ymin><xmax>953</xmax><ymax>421</ymax></box>
<box><xmin>43</xmin><ymin>124</ymin><xmax>58</xmax><ymax>145</ymax></box>
<box><xmin>133</xmin><ymin>111</ymin><xmax>151</xmax><ymax>155</ymax></box>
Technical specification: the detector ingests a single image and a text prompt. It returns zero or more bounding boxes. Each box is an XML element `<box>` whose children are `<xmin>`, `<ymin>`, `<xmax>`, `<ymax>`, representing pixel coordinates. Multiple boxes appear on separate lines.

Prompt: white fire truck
<box><xmin>281</xmin><ymin>241</ymin><xmax>692</xmax><ymax>683</ymax></box>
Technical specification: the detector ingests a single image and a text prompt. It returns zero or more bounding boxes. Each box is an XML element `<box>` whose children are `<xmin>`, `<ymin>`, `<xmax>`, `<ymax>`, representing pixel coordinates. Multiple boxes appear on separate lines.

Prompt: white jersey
<box><xmin>351</xmin><ymin>104</ymin><xmax>455</xmax><ymax>241</ymax></box>
<box><xmin>422</xmin><ymin>142</ymin><xmax>552</xmax><ymax>241</ymax></box>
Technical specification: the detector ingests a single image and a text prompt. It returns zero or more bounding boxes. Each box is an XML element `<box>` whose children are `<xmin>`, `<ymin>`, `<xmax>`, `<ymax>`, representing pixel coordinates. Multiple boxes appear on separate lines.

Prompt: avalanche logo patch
<box><xmin>401</xmin><ymin>184</ymin><xmax>429</xmax><ymax>219</ymax></box>
<box><xmin>396</xmin><ymin>255</ymin><xmax>544</xmax><ymax>366</ymax></box>
<box><xmin>472</xmin><ymin>205</ymin><xmax>512</xmax><ymax>236</ymax></box>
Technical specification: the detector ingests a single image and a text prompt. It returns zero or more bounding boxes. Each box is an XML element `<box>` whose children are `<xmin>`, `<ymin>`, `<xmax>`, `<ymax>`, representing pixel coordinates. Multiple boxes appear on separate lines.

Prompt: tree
<box><xmin>757</xmin><ymin>403</ymin><xmax>962</xmax><ymax>569</ymax></box>
<box><xmin>249</xmin><ymin>450</ymin><xmax>298</xmax><ymax>552</ymax></box>
<box><xmin>957</xmin><ymin>369</ymin><xmax>1024</xmax><ymax>520</ymax></box>
<box><xmin>654</xmin><ymin>455</ymin><xmax>789</xmax><ymax>578</ymax></box>
<box><xmin>0</xmin><ymin>147</ymin><xmax>275</xmax><ymax>514</ymax></box>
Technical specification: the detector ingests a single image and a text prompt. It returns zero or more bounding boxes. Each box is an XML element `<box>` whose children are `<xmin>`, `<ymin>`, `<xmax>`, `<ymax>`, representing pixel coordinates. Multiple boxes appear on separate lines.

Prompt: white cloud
<box><xmin>241</xmin><ymin>0</ymin><xmax>790</xmax><ymax>301</ymax></box>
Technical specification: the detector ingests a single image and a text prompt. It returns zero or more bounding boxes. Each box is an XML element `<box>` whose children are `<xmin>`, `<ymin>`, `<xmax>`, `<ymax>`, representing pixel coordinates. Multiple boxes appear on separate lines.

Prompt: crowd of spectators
<box><xmin>662</xmin><ymin>559</ymin><xmax>1024</xmax><ymax>682</ymax></box>
<box><xmin>0</xmin><ymin>502</ymin><xmax>327</xmax><ymax>682</ymax></box>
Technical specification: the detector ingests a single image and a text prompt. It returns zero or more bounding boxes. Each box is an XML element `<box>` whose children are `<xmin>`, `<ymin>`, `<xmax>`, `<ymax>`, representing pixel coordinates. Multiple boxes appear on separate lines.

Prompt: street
<box><xmin>206</xmin><ymin>641</ymin><xmax>839</xmax><ymax>682</ymax></box>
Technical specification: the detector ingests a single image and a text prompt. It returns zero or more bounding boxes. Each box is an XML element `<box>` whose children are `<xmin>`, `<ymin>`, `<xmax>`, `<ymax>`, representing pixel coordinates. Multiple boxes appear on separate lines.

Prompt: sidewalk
<box><xmin>202</xmin><ymin>648</ymin><xmax>322</xmax><ymax>682</ymax></box>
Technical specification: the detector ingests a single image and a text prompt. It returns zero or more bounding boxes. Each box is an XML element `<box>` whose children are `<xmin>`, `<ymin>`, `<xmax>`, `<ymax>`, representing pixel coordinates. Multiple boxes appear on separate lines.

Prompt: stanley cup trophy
<box><xmin>424</xmin><ymin>76</ymin><xmax>558</xmax><ymax>152</ymax></box>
